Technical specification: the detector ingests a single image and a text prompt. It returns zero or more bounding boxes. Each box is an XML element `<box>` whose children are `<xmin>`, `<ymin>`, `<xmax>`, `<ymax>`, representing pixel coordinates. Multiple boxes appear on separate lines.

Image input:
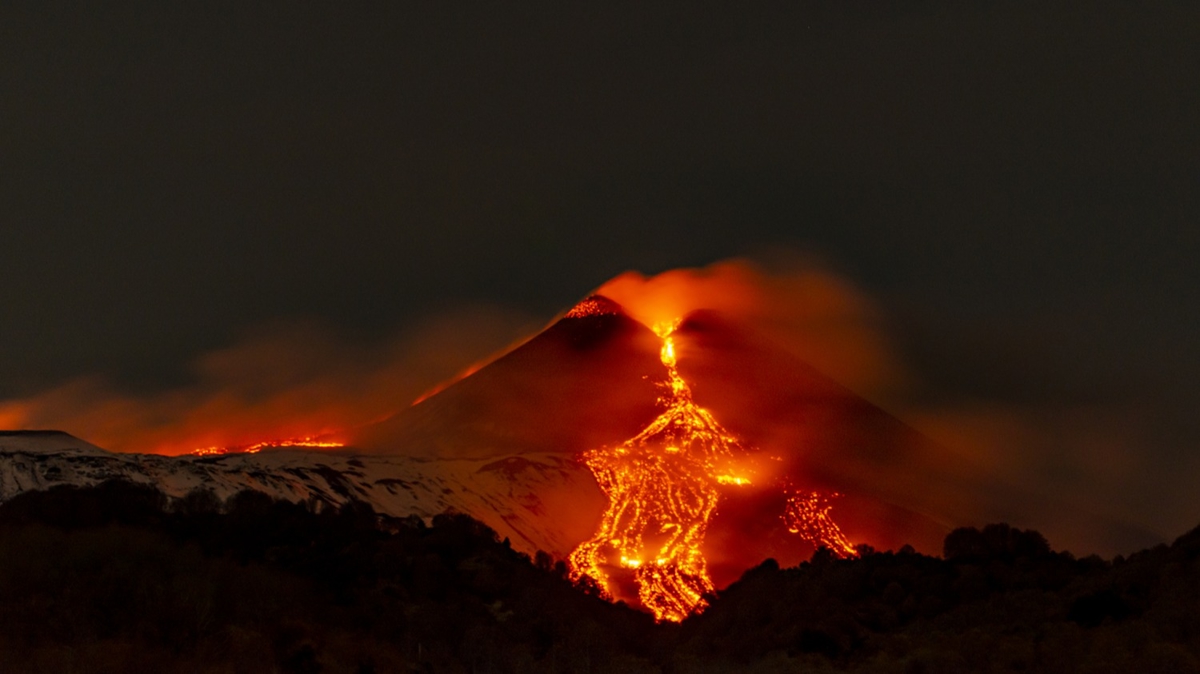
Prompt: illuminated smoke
<box><xmin>0</xmin><ymin>308</ymin><xmax>536</xmax><ymax>455</ymax></box>
<box><xmin>596</xmin><ymin>256</ymin><xmax>908</xmax><ymax>402</ymax></box>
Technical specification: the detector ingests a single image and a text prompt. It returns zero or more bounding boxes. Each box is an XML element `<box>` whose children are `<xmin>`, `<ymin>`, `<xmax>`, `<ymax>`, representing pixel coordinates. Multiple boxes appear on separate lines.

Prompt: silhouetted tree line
<box><xmin>0</xmin><ymin>481</ymin><xmax>1198</xmax><ymax>673</ymax></box>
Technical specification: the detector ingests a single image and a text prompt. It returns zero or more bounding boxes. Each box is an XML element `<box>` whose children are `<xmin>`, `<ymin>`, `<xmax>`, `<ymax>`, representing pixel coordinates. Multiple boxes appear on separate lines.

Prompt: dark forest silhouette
<box><xmin>0</xmin><ymin>481</ymin><xmax>1197</xmax><ymax>673</ymax></box>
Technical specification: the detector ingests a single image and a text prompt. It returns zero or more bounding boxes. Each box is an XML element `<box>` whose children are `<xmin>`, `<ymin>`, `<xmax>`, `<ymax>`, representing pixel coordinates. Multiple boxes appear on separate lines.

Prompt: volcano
<box><xmin>0</xmin><ymin>294</ymin><xmax>958</xmax><ymax>622</ymax></box>
<box><xmin>356</xmin><ymin>296</ymin><xmax>664</xmax><ymax>459</ymax></box>
<box><xmin>351</xmin><ymin>295</ymin><xmax>954</xmax><ymax>616</ymax></box>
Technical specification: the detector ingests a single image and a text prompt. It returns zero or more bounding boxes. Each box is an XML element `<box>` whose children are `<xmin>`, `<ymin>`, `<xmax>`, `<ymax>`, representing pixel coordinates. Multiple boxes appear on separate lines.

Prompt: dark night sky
<box><xmin>2</xmin><ymin>2</ymin><xmax>1198</xmax><ymax>542</ymax></box>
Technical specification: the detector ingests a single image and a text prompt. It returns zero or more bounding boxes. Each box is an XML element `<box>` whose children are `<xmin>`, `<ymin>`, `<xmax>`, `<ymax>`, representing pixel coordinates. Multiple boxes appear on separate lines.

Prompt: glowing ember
<box><xmin>189</xmin><ymin>436</ymin><xmax>344</xmax><ymax>456</ymax></box>
<box><xmin>569</xmin><ymin>318</ymin><xmax>750</xmax><ymax>622</ymax></box>
<box><xmin>783</xmin><ymin>489</ymin><xmax>858</xmax><ymax>559</ymax></box>
<box><xmin>564</xmin><ymin>295</ymin><xmax>623</xmax><ymax>319</ymax></box>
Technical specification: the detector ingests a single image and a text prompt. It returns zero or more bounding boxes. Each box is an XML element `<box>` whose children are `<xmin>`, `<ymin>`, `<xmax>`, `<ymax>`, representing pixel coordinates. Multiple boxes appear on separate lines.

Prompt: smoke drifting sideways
<box><xmin>597</xmin><ymin>258</ymin><xmax>1174</xmax><ymax>557</ymax></box>
<box><xmin>597</xmin><ymin>258</ymin><xmax>910</xmax><ymax>404</ymax></box>
<box><xmin>0</xmin><ymin>307</ymin><xmax>540</xmax><ymax>456</ymax></box>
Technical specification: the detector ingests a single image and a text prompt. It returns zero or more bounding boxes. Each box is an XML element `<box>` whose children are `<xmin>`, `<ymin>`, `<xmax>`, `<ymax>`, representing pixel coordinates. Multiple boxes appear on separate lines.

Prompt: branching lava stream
<box><xmin>568</xmin><ymin>319</ymin><xmax>748</xmax><ymax>621</ymax></box>
<box><xmin>568</xmin><ymin>315</ymin><xmax>857</xmax><ymax>621</ymax></box>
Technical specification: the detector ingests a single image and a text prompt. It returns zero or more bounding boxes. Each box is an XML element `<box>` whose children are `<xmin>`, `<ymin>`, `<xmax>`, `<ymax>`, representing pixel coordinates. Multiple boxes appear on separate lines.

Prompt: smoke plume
<box><xmin>601</xmin><ymin>257</ymin><xmax>1175</xmax><ymax>556</ymax></box>
<box><xmin>0</xmin><ymin>307</ymin><xmax>537</xmax><ymax>455</ymax></box>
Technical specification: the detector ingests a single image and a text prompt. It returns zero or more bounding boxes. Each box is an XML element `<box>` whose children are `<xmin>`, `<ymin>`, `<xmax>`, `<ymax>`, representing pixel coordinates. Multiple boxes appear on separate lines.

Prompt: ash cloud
<box><xmin>0</xmin><ymin>307</ymin><xmax>538</xmax><ymax>456</ymax></box>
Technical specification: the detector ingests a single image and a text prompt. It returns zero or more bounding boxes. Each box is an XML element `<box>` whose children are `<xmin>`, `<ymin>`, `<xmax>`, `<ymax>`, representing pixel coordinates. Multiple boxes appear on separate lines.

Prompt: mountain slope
<box><xmin>0</xmin><ymin>430</ymin><xmax>110</xmax><ymax>455</ymax></box>
<box><xmin>673</xmin><ymin>310</ymin><xmax>960</xmax><ymax>549</ymax></box>
<box><xmin>0</xmin><ymin>434</ymin><xmax>602</xmax><ymax>559</ymax></box>
<box><xmin>353</xmin><ymin>296</ymin><xmax>665</xmax><ymax>458</ymax></box>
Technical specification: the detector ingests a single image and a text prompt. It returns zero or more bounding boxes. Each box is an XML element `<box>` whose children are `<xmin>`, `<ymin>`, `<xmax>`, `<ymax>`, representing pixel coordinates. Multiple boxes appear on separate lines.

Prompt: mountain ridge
<box><xmin>354</xmin><ymin>296</ymin><xmax>665</xmax><ymax>458</ymax></box>
<box><xmin>0</xmin><ymin>434</ymin><xmax>601</xmax><ymax>559</ymax></box>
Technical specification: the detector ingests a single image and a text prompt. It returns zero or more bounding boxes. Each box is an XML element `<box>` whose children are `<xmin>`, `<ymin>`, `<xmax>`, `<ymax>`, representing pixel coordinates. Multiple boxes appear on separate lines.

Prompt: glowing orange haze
<box><xmin>0</xmin><ymin>309</ymin><xmax>537</xmax><ymax>455</ymax></box>
<box><xmin>596</xmin><ymin>259</ymin><xmax>909</xmax><ymax>402</ymax></box>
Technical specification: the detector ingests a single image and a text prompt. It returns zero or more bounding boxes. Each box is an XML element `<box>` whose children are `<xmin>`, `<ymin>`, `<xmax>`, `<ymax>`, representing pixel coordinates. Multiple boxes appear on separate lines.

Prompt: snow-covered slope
<box><xmin>0</xmin><ymin>432</ymin><xmax>604</xmax><ymax>559</ymax></box>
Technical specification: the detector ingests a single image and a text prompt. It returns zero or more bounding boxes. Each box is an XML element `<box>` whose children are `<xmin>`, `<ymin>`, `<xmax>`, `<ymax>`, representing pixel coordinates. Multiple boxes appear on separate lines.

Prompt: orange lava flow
<box><xmin>568</xmin><ymin>320</ymin><xmax>751</xmax><ymax>622</ymax></box>
<box><xmin>783</xmin><ymin>490</ymin><xmax>858</xmax><ymax>559</ymax></box>
<box><xmin>189</xmin><ymin>436</ymin><xmax>345</xmax><ymax>456</ymax></box>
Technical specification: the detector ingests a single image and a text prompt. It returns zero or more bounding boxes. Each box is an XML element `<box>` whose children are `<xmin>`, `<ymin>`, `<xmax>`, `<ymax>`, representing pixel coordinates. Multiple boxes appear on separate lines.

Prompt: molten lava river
<box><xmin>568</xmin><ymin>317</ymin><xmax>857</xmax><ymax>622</ymax></box>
